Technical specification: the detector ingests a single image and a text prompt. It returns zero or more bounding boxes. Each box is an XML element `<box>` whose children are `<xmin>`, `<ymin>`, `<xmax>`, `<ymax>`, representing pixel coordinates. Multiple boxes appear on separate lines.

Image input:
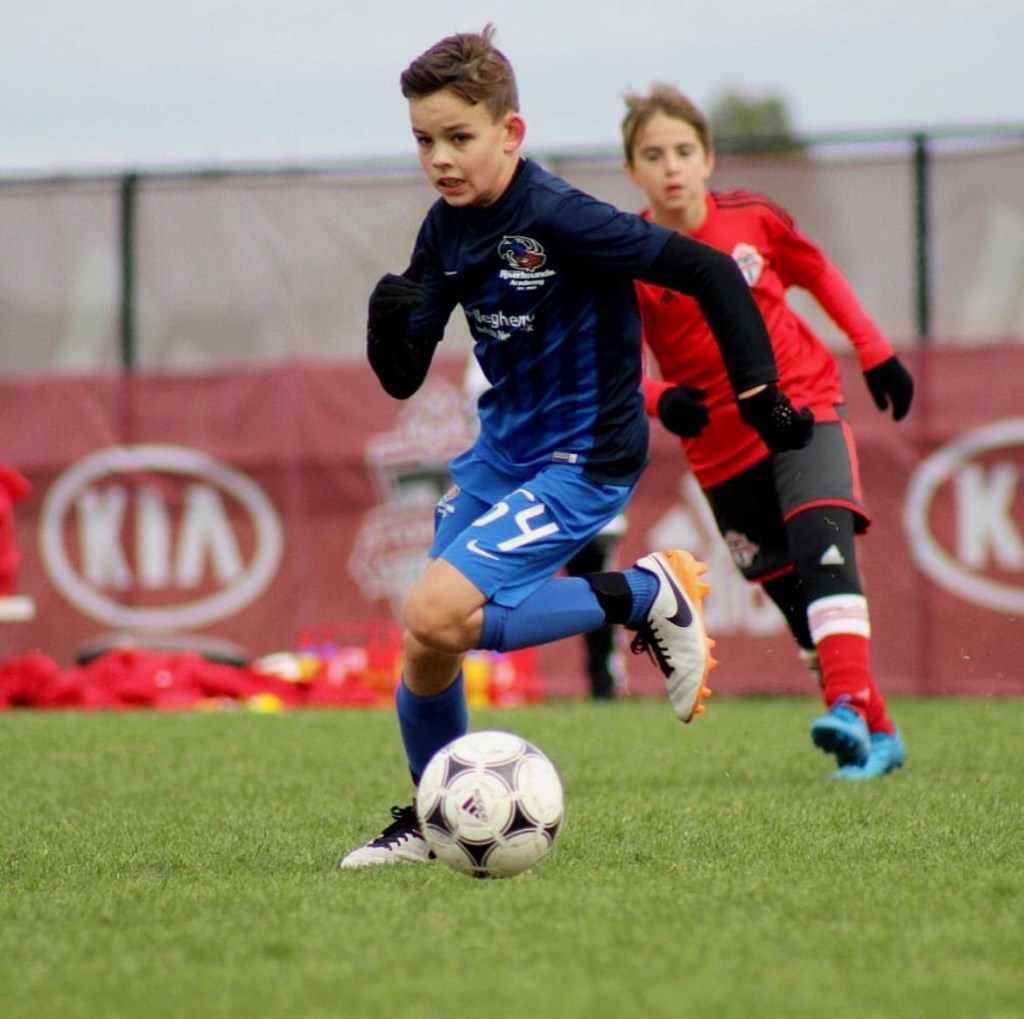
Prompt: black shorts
<box><xmin>704</xmin><ymin>414</ymin><xmax>869</xmax><ymax>582</ymax></box>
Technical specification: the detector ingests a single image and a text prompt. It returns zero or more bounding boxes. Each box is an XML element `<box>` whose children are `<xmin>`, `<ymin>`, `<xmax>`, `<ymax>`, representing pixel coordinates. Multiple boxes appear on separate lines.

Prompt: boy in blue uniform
<box><xmin>340</xmin><ymin>25</ymin><xmax>813</xmax><ymax>868</ymax></box>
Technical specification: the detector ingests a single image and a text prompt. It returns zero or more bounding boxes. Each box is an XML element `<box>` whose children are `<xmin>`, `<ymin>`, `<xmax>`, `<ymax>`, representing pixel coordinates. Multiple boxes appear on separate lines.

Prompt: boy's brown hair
<box><xmin>401</xmin><ymin>23</ymin><xmax>519</xmax><ymax>121</ymax></box>
<box><xmin>621</xmin><ymin>83</ymin><xmax>712</xmax><ymax>166</ymax></box>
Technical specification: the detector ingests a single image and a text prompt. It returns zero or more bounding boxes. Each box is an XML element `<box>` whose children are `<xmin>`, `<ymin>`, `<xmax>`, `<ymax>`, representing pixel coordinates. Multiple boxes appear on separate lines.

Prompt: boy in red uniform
<box><xmin>623</xmin><ymin>84</ymin><xmax>912</xmax><ymax>779</ymax></box>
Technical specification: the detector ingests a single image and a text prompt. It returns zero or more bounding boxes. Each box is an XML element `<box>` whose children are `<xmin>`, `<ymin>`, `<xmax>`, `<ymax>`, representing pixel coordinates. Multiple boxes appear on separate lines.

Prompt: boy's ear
<box><xmin>503</xmin><ymin>113</ymin><xmax>526</xmax><ymax>152</ymax></box>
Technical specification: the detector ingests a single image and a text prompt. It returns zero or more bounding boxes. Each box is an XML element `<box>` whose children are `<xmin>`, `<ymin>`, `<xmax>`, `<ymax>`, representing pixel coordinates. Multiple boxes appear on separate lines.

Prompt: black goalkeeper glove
<box><xmin>657</xmin><ymin>385</ymin><xmax>710</xmax><ymax>438</ymax></box>
<box><xmin>367</xmin><ymin>250</ymin><xmax>427</xmax><ymax>344</ymax></box>
<box><xmin>738</xmin><ymin>384</ymin><xmax>815</xmax><ymax>452</ymax></box>
<box><xmin>864</xmin><ymin>355</ymin><xmax>914</xmax><ymax>421</ymax></box>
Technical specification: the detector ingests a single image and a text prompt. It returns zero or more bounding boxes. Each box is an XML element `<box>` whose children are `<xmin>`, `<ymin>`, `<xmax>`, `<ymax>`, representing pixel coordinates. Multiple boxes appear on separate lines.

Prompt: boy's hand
<box><xmin>738</xmin><ymin>384</ymin><xmax>815</xmax><ymax>451</ymax></box>
<box><xmin>368</xmin><ymin>251</ymin><xmax>427</xmax><ymax>343</ymax></box>
<box><xmin>366</xmin><ymin>250</ymin><xmax>437</xmax><ymax>400</ymax></box>
<box><xmin>864</xmin><ymin>356</ymin><xmax>913</xmax><ymax>421</ymax></box>
<box><xmin>657</xmin><ymin>385</ymin><xmax>709</xmax><ymax>437</ymax></box>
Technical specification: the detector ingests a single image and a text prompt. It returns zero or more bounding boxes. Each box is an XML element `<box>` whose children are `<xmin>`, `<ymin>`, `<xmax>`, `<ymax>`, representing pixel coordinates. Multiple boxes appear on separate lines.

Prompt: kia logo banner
<box><xmin>1</xmin><ymin>354</ymin><xmax>1021</xmax><ymax>697</ymax></box>
<box><xmin>905</xmin><ymin>419</ymin><xmax>1024</xmax><ymax>614</ymax></box>
<box><xmin>40</xmin><ymin>445</ymin><xmax>283</xmax><ymax>631</ymax></box>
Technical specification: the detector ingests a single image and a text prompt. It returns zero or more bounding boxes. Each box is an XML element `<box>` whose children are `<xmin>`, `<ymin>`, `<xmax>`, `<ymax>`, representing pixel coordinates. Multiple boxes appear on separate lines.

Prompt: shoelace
<box><xmin>373</xmin><ymin>805</ymin><xmax>421</xmax><ymax>845</ymax></box>
<box><xmin>629</xmin><ymin>626</ymin><xmax>669</xmax><ymax>677</ymax></box>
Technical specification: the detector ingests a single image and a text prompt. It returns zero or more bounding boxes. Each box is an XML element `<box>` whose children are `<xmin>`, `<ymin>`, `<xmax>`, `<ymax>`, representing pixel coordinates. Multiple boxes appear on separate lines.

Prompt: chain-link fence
<box><xmin>2</xmin><ymin>125</ymin><xmax>1022</xmax><ymax>377</ymax></box>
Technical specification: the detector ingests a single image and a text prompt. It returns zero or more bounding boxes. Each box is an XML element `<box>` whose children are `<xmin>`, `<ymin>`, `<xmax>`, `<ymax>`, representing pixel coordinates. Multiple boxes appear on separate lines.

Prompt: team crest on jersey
<box><xmin>436</xmin><ymin>484</ymin><xmax>461</xmax><ymax>517</ymax></box>
<box><xmin>731</xmin><ymin>243</ymin><xmax>764</xmax><ymax>286</ymax></box>
<box><xmin>724</xmin><ymin>529</ymin><xmax>760</xmax><ymax>571</ymax></box>
<box><xmin>499</xmin><ymin>235</ymin><xmax>547</xmax><ymax>270</ymax></box>
<box><xmin>498</xmin><ymin>235</ymin><xmax>556</xmax><ymax>292</ymax></box>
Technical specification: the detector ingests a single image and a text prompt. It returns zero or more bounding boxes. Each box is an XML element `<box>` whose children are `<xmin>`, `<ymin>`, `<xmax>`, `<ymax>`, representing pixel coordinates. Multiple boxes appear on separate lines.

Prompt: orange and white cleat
<box><xmin>630</xmin><ymin>550</ymin><xmax>716</xmax><ymax>723</ymax></box>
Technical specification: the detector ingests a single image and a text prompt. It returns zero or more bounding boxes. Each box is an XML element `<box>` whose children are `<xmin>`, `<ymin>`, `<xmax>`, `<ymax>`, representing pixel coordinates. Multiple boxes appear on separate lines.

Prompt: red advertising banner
<box><xmin>1</xmin><ymin>346</ymin><xmax>1021</xmax><ymax>699</ymax></box>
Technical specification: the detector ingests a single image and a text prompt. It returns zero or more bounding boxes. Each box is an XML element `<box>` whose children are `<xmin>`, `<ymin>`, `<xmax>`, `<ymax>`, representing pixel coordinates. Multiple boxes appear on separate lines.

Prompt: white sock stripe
<box><xmin>812</xmin><ymin>619</ymin><xmax>872</xmax><ymax>642</ymax></box>
<box><xmin>807</xmin><ymin>594</ymin><xmax>871</xmax><ymax>644</ymax></box>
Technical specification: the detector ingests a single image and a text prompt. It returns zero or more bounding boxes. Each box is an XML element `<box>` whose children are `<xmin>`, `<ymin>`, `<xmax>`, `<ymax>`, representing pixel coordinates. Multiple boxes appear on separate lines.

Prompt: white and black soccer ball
<box><xmin>415</xmin><ymin>730</ymin><xmax>565</xmax><ymax>879</ymax></box>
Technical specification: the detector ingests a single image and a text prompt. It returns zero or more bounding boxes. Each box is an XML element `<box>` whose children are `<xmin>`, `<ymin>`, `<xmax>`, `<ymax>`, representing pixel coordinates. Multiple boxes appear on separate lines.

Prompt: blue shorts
<box><xmin>430</xmin><ymin>448</ymin><xmax>634</xmax><ymax>608</ymax></box>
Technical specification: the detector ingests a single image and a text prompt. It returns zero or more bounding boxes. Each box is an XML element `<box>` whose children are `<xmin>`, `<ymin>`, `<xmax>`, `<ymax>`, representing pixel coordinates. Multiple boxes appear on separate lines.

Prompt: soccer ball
<box><xmin>415</xmin><ymin>730</ymin><xmax>565</xmax><ymax>879</ymax></box>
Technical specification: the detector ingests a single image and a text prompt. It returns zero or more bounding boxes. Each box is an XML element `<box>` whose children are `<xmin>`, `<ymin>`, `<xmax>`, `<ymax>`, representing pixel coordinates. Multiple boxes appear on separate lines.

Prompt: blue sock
<box><xmin>396</xmin><ymin>673</ymin><xmax>468</xmax><ymax>782</ymax></box>
<box><xmin>479</xmin><ymin>577</ymin><xmax>606</xmax><ymax>651</ymax></box>
<box><xmin>625</xmin><ymin>566</ymin><xmax>659</xmax><ymax>627</ymax></box>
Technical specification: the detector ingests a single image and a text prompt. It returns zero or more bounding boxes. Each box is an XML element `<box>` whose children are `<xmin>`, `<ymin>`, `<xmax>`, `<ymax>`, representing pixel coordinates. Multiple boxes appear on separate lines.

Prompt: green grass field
<box><xmin>2</xmin><ymin>695</ymin><xmax>1021</xmax><ymax>1019</ymax></box>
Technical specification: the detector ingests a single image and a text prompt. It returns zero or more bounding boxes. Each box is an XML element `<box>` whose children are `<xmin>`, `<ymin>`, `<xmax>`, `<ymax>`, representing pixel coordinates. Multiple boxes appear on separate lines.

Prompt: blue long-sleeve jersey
<box><xmin>408</xmin><ymin>158</ymin><xmax>671</xmax><ymax>486</ymax></box>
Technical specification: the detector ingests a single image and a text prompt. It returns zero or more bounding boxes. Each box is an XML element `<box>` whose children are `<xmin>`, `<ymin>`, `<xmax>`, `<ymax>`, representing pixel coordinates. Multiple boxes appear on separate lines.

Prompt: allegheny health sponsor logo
<box><xmin>904</xmin><ymin>418</ymin><xmax>1024</xmax><ymax>613</ymax></box>
<box><xmin>40</xmin><ymin>444</ymin><xmax>283</xmax><ymax>630</ymax></box>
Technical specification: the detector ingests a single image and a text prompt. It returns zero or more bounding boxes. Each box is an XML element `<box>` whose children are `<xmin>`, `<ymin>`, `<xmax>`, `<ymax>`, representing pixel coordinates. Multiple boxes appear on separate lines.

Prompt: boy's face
<box><xmin>409</xmin><ymin>88</ymin><xmax>524</xmax><ymax>208</ymax></box>
<box><xmin>626</xmin><ymin>112</ymin><xmax>714</xmax><ymax>222</ymax></box>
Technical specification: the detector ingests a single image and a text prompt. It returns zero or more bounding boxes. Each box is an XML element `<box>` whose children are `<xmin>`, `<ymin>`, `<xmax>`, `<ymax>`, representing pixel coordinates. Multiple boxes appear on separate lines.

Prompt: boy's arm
<box><xmin>807</xmin><ymin>265</ymin><xmax>915</xmax><ymax>421</ymax></box>
<box><xmin>643</xmin><ymin>233</ymin><xmax>813</xmax><ymax>450</ymax></box>
<box><xmin>770</xmin><ymin>212</ymin><xmax>891</xmax><ymax>365</ymax></box>
<box><xmin>810</xmin><ymin>262</ymin><xmax>914</xmax><ymax>419</ymax></box>
<box><xmin>773</xmin><ymin>212</ymin><xmax>913</xmax><ymax>421</ymax></box>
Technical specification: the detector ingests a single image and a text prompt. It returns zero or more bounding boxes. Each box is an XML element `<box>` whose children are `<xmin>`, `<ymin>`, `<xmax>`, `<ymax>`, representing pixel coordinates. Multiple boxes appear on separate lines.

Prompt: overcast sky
<box><xmin>4</xmin><ymin>0</ymin><xmax>1022</xmax><ymax>175</ymax></box>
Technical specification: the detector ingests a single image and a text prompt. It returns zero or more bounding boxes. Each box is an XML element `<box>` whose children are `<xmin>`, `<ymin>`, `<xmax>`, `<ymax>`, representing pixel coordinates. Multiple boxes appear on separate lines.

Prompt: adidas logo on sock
<box><xmin>819</xmin><ymin>544</ymin><xmax>846</xmax><ymax>566</ymax></box>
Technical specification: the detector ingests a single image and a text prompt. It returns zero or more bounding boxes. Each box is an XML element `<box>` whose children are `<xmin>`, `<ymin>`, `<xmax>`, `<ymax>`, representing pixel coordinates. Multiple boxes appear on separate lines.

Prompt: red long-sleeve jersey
<box><xmin>639</xmin><ymin>190</ymin><xmax>894</xmax><ymax>488</ymax></box>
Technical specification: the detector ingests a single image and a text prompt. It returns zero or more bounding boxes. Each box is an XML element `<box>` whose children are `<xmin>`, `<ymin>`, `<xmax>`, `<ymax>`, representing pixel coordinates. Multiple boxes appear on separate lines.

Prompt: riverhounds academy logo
<box><xmin>499</xmin><ymin>235</ymin><xmax>546</xmax><ymax>270</ymax></box>
<box><xmin>39</xmin><ymin>445</ymin><xmax>283</xmax><ymax>631</ymax></box>
<box><xmin>904</xmin><ymin>418</ymin><xmax>1024</xmax><ymax>613</ymax></box>
<box><xmin>498</xmin><ymin>235</ymin><xmax>556</xmax><ymax>292</ymax></box>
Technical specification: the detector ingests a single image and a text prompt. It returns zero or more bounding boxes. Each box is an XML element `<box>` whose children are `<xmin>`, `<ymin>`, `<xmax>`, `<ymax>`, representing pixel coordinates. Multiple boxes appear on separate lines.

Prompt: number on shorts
<box><xmin>473</xmin><ymin>488</ymin><xmax>560</xmax><ymax>551</ymax></box>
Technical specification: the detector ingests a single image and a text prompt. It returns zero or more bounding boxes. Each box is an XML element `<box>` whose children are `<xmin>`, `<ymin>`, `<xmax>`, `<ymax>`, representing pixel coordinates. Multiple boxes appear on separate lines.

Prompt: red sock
<box><xmin>817</xmin><ymin>633</ymin><xmax>895</xmax><ymax>733</ymax></box>
<box><xmin>865</xmin><ymin>687</ymin><xmax>895</xmax><ymax>736</ymax></box>
<box><xmin>817</xmin><ymin>633</ymin><xmax>873</xmax><ymax>718</ymax></box>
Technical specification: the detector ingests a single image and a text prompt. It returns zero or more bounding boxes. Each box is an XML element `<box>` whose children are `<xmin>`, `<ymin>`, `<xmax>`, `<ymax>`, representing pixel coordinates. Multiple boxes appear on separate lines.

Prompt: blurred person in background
<box><xmin>622</xmin><ymin>83</ymin><xmax>913</xmax><ymax>780</ymax></box>
<box><xmin>0</xmin><ymin>465</ymin><xmax>34</xmax><ymax>623</ymax></box>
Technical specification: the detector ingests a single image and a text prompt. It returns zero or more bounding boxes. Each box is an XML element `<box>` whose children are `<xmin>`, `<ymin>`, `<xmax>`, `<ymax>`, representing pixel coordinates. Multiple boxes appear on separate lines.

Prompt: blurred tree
<box><xmin>709</xmin><ymin>91</ymin><xmax>805</xmax><ymax>154</ymax></box>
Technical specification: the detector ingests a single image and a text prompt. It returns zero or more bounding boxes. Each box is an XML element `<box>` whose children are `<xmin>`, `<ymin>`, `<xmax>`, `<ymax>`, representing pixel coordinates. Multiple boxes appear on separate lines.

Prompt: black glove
<box><xmin>368</xmin><ymin>250</ymin><xmax>427</xmax><ymax>344</ymax></box>
<box><xmin>367</xmin><ymin>251</ymin><xmax>435</xmax><ymax>400</ymax></box>
<box><xmin>864</xmin><ymin>356</ymin><xmax>913</xmax><ymax>421</ymax></box>
<box><xmin>738</xmin><ymin>384</ymin><xmax>815</xmax><ymax>452</ymax></box>
<box><xmin>657</xmin><ymin>385</ymin><xmax>709</xmax><ymax>438</ymax></box>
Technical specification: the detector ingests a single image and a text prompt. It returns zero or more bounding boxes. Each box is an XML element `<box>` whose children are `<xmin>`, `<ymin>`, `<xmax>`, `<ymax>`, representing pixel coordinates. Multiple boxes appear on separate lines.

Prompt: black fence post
<box><xmin>912</xmin><ymin>133</ymin><xmax>931</xmax><ymax>344</ymax></box>
<box><xmin>119</xmin><ymin>172</ymin><xmax>139</xmax><ymax>372</ymax></box>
